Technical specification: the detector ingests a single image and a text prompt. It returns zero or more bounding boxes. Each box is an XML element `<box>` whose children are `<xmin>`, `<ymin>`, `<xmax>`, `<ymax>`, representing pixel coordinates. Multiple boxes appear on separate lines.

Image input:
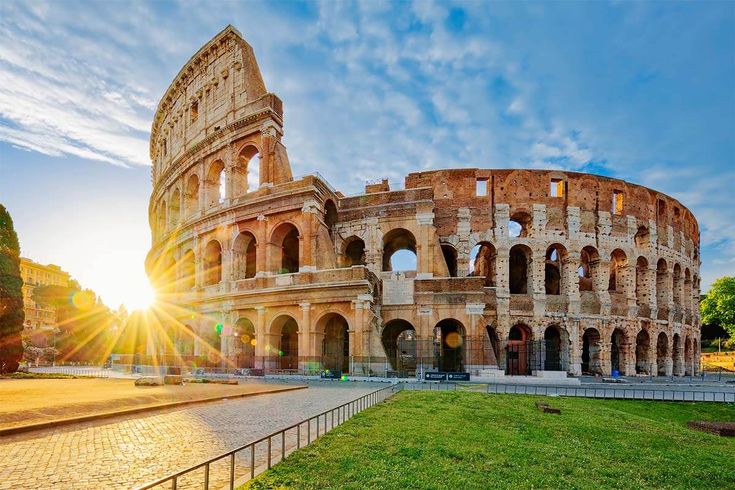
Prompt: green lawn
<box><xmin>245</xmin><ymin>391</ymin><xmax>735</xmax><ymax>490</ymax></box>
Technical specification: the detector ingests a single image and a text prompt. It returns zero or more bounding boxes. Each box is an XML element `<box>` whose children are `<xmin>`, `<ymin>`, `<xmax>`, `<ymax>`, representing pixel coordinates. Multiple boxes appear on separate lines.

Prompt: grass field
<box><xmin>246</xmin><ymin>391</ymin><xmax>735</xmax><ymax>490</ymax></box>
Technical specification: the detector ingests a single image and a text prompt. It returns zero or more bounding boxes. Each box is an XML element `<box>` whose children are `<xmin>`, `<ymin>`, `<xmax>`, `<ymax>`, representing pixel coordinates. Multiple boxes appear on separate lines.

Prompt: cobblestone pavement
<box><xmin>0</xmin><ymin>383</ymin><xmax>384</xmax><ymax>490</ymax></box>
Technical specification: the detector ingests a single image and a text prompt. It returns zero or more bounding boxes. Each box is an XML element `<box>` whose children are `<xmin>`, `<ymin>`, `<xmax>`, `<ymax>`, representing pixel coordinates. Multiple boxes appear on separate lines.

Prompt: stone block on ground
<box><xmin>164</xmin><ymin>375</ymin><xmax>183</xmax><ymax>385</ymax></box>
<box><xmin>135</xmin><ymin>376</ymin><xmax>164</xmax><ymax>386</ymax></box>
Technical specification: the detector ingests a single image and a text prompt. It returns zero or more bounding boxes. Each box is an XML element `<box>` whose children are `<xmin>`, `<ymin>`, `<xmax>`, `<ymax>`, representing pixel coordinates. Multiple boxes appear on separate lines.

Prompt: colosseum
<box><xmin>147</xmin><ymin>26</ymin><xmax>701</xmax><ymax>380</ymax></box>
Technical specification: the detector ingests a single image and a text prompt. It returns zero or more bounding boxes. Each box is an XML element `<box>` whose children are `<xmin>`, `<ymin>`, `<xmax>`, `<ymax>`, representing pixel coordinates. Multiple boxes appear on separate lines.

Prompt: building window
<box><xmin>191</xmin><ymin>102</ymin><xmax>199</xmax><ymax>123</ymax></box>
<box><xmin>475</xmin><ymin>179</ymin><xmax>488</xmax><ymax>197</ymax></box>
<box><xmin>612</xmin><ymin>191</ymin><xmax>624</xmax><ymax>215</ymax></box>
<box><xmin>550</xmin><ymin>179</ymin><xmax>564</xmax><ymax>198</ymax></box>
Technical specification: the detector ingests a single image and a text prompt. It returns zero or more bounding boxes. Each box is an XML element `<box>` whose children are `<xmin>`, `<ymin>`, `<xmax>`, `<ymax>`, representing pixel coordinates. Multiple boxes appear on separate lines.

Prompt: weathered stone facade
<box><xmin>147</xmin><ymin>26</ymin><xmax>701</xmax><ymax>378</ymax></box>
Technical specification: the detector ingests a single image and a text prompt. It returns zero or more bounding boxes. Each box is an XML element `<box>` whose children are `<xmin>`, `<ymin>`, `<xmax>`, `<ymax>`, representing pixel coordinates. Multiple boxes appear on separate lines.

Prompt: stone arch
<box><xmin>509</xmin><ymin>211</ymin><xmax>532</xmax><ymax>238</ymax></box>
<box><xmin>204</xmin><ymin>159</ymin><xmax>226</xmax><ymax>208</ymax></box>
<box><xmin>203</xmin><ymin>240</ymin><xmax>223</xmax><ymax>286</ymax></box>
<box><xmin>382</xmin><ymin>228</ymin><xmax>417</xmax><ymax>272</ymax></box>
<box><xmin>578</xmin><ymin>246</ymin><xmax>599</xmax><ymax>292</ymax></box>
<box><xmin>608</xmin><ymin>249</ymin><xmax>628</xmax><ymax>293</ymax></box>
<box><xmin>233</xmin><ymin>231</ymin><xmax>257</xmax><ymax>279</ymax></box>
<box><xmin>441</xmin><ymin>243</ymin><xmax>458</xmax><ymax>277</ymax></box>
<box><xmin>180</xmin><ymin>249</ymin><xmax>196</xmax><ymax>290</ymax></box>
<box><xmin>469</xmin><ymin>242</ymin><xmax>496</xmax><ymax>286</ymax></box>
<box><xmin>343</xmin><ymin>236</ymin><xmax>366</xmax><ymax>267</ymax></box>
<box><xmin>509</xmin><ymin>244</ymin><xmax>532</xmax><ymax>294</ymax></box>
<box><xmin>185</xmin><ymin>174</ymin><xmax>199</xmax><ymax>216</ymax></box>
<box><xmin>656</xmin><ymin>332</ymin><xmax>669</xmax><ymax>376</ymax></box>
<box><xmin>271</xmin><ymin>222</ymin><xmax>300</xmax><ymax>274</ymax></box>
<box><xmin>316</xmin><ymin>312</ymin><xmax>350</xmax><ymax>373</ymax></box>
<box><xmin>581</xmin><ymin>327</ymin><xmax>602</xmax><ymax>375</ymax></box>
<box><xmin>433</xmin><ymin>319</ymin><xmax>466</xmax><ymax>373</ymax></box>
<box><xmin>544</xmin><ymin>324</ymin><xmax>568</xmax><ymax>371</ymax></box>
<box><xmin>233</xmin><ymin>317</ymin><xmax>256</xmax><ymax>368</ymax></box>
<box><xmin>506</xmin><ymin>323</ymin><xmax>532</xmax><ymax>375</ymax></box>
<box><xmin>169</xmin><ymin>189</ymin><xmax>181</xmax><ymax>228</ymax></box>
<box><xmin>237</xmin><ymin>144</ymin><xmax>261</xmax><ymax>194</ymax></box>
<box><xmin>270</xmin><ymin>314</ymin><xmax>299</xmax><ymax>370</ymax></box>
<box><xmin>545</xmin><ymin>244</ymin><xmax>567</xmax><ymax>295</ymax></box>
<box><xmin>610</xmin><ymin>328</ymin><xmax>628</xmax><ymax>375</ymax></box>
<box><xmin>636</xmin><ymin>328</ymin><xmax>651</xmax><ymax>374</ymax></box>
<box><xmin>381</xmin><ymin>319</ymin><xmax>416</xmax><ymax>373</ymax></box>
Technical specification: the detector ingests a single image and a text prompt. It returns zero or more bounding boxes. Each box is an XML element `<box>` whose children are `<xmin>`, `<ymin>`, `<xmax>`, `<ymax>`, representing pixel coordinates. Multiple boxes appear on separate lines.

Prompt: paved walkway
<box><xmin>0</xmin><ymin>383</ymin><xmax>382</xmax><ymax>489</ymax></box>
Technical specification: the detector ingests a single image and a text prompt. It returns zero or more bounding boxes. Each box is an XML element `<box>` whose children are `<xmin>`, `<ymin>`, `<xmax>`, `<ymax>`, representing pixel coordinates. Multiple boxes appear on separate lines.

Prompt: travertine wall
<box><xmin>147</xmin><ymin>26</ymin><xmax>701</xmax><ymax>377</ymax></box>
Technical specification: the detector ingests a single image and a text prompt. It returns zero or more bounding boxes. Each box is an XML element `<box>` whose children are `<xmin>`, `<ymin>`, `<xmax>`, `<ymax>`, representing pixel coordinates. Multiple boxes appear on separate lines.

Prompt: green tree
<box><xmin>0</xmin><ymin>204</ymin><xmax>24</xmax><ymax>373</ymax></box>
<box><xmin>700</xmin><ymin>276</ymin><xmax>735</xmax><ymax>348</ymax></box>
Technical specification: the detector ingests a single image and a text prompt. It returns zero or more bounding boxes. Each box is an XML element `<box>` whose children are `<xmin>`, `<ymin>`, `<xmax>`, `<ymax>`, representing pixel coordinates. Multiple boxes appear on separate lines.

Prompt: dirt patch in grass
<box><xmin>0</xmin><ymin>378</ymin><xmax>299</xmax><ymax>429</ymax></box>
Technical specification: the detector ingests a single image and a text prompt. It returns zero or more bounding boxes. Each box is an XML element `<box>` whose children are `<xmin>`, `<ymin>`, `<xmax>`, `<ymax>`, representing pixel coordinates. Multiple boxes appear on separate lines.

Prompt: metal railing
<box><xmin>29</xmin><ymin>366</ymin><xmax>109</xmax><ymax>378</ymax></box>
<box><xmin>134</xmin><ymin>383</ymin><xmax>400</xmax><ymax>490</ymax></box>
<box><xmin>399</xmin><ymin>381</ymin><xmax>735</xmax><ymax>403</ymax></box>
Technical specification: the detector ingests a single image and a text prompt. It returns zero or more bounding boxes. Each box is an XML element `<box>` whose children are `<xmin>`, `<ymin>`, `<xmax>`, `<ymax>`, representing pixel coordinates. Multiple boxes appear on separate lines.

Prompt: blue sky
<box><xmin>0</xmin><ymin>0</ymin><xmax>733</xmax><ymax>309</ymax></box>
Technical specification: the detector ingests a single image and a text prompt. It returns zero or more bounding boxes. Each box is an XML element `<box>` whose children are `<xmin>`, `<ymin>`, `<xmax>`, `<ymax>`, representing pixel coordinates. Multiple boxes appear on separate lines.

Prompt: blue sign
<box><xmin>447</xmin><ymin>372</ymin><xmax>470</xmax><ymax>381</ymax></box>
<box><xmin>424</xmin><ymin>372</ymin><xmax>447</xmax><ymax>381</ymax></box>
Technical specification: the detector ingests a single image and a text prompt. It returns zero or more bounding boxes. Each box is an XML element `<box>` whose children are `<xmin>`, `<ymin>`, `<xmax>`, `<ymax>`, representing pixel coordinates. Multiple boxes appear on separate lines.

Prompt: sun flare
<box><xmin>123</xmin><ymin>281</ymin><xmax>156</xmax><ymax>311</ymax></box>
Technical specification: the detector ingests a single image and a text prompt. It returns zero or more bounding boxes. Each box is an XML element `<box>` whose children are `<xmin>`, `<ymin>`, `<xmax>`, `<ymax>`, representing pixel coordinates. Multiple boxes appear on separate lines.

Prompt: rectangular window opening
<box><xmin>476</xmin><ymin>179</ymin><xmax>488</xmax><ymax>197</ymax></box>
<box><xmin>191</xmin><ymin>102</ymin><xmax>199</xmax><ymax>123</ymax></box>
<box><xmin>612</xmin><ymin>190</ymin><xmax>624</xmax><ymax>215</ymax></box>
<box><xmin>550</xmin><ymin>179</ymin><xmax>564</xmax><ymax>198</ymax></box>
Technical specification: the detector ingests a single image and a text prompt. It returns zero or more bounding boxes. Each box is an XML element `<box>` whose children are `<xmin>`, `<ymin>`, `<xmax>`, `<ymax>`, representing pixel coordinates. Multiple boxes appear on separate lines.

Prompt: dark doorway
<box><xmin>434</xmin><ymin>320</ymin><xmax>464</xmax><ymax>372</ymax></box>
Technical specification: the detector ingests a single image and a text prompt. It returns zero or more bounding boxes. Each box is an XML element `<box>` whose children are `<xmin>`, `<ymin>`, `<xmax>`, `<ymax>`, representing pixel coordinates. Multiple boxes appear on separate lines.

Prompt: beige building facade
<box><xmin>20</xmin><ymin>257</ymin><xmax>71</xmax><ymax>331</ymax></box>
<box><xmin>147</xmin><ymin>26</ymin><xmax>701</xmax><ymax>378</ymax></box>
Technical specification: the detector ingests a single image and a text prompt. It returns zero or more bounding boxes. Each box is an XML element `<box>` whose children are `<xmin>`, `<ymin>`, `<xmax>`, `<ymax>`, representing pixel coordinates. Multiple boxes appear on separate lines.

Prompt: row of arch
<box><xmin>155</xmin><ymin>146</ymin><xmax>262</xmax><ymax>236</ymax></box>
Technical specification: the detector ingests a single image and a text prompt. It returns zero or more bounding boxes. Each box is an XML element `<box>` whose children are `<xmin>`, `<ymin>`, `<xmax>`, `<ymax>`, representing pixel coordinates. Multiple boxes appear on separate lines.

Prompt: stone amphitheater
<box><xmin>147</xmin><ymin>26</ymin><xmax>701</xmax><ymax>380</ymax></box>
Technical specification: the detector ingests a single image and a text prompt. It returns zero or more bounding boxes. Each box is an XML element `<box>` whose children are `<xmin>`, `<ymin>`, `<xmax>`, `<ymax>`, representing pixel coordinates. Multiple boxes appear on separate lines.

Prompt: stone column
<box><xmin>299</xmin><ymin>201</ymin><xmax>318</xmax><ymax>272</ymax></box>
<box><xmin>255</xmin><ymin>307</ymin><xmax>267</xmax><ymax>370</ymax></box>
<box><xmin>299</xmin><ymin>303</ymin><xmax>312</xmax><ymax>373</ymax></box>
<box><xmin>531</xmin><ymin>249</ymin><xmax>546</xmax><ymax>316</ymax></box>
<box><xmin>256</xmin><ymin>215</ymin><xmax>268</xmax><ymax>276</ymax></box>
<box><xmin>569</xmin><ymin>320</ymin><xmax>581</xmax><ymax>376</ymax></box>
<box><xmin>646</xmin><ymin>266</ymin><xmax>658</xmax><ymax>319</ymax></box>
<box><xmin>592</xmin><ymin>259</ymin><xmax>611</xmax><ymax>315</ymax></box>
<box><xmin>621</xmin><ymin>264</ymin><xmax>637</xmax><ymax>316</ymax></box>
<box><xmin>495</xmin><ymin>246</ymin><xmax>510</xmax><ymax>317</ymax></box>
<box><xmin>564</xmin><ymin>251</ymin><xmax>581</xmax><ymax>315</ymax></box>
<box><xmin>600</xmin><ymin>340</ymin><xmax>612</xmax><ymax>376</ymax></box>
<box><xmin>416</xmin><ymin>208</ymin><xmax>435</xmax><ymax>279</ymax></box>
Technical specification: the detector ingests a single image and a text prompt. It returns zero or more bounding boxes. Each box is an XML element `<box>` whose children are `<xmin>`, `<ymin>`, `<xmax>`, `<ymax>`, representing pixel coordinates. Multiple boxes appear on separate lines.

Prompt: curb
<box><xmin>0</xmin><ymin>385</ymin><xmax>307</xmax><ymax>437</ymax></box>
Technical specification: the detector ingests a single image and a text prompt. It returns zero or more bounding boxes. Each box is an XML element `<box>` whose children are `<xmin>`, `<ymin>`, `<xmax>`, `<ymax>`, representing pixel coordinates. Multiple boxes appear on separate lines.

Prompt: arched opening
<box><xmin>611</xmin><ymin>328</ymin><xmax>626</xmax><ymax>375</ymax></box>
<box><xmin>203</xmin><ymin>240</ymin><xmax>222</xmax><ymax>286</ymax></box>
<box><xmin>656</xmin><ymin>332</ymin><xmax>668</xmax><ymax>376</ymax></box>
<box><xmin>272</xmin><ymin>315</ymin><xmax>299</xmax><ymax>371</ymax></box>
<box><xmin>635</xmin><ymin>256</ymin><xmax>649</xmax><ymax>314</ymax></box>
<box><xmin>509</xmin><ymin>244</ymin><xmax>531</xmax><ymax>294</ymax></box>
<box><xmin>544</xmin><ymin>325</ymin><xmax>563</xmax><ymax>371</ymax></box>
<box><xmin>271</xmin><ymin>223</ymin><xmax>300</xmax><ymax>274</ymax></box>
<box><xmin>233</xmin><ymin>318</ymin><xmax>255</xmax><ymax>368</ymax></box>
<box><xmin>382</xmin><ymin>228</ymin><xmax>417</xmax><ymax>272</ymax></box>
<box><xmin>578</xmin><ymin>246</ymin><xmax>599</xmax><ymax>292</ymax></box>
<box><xmin>237</xmin><ymin>145</ymin><xmax>261</xmax><ymax>194</ymax></box>
<box><xmin>181</xmin><ymin>249</ymin><xmax>196</xmax><ymax>290</ymax></box>
<box><xmin>233</xmin><ymin>232</ymin><xmax>257</xmax><ymax>279</ymax></box>
<box><xmin>169</xmin><ymin>189</ymin><xmax>180</xmax><ymax>228</ymax></box>
<box><xmin>441</xmin><ymin>244</ymin><xmax>458</xmax><ymax>277</ymax></box>
<box><xmin>205</xmin><ymin>160</ymin><xmax>226</xmax><ymax>208</ymax></box>
<box><xmin>581</xmin><ymin>328</ymin><xmax>602</xmax><ymax>375</ymax></box>
<box><xmin>508</xmin><ymin>211</ymin><xmax>531</xmax><ymax>238</ymax></box>
<box><xmin>319</xmin><ymin>313</ymin><xmax>350</xmax><ymax>373</ymax></box>
<box><xmin>634</xmin><ymin>226</ymin><xmax>650</xmax><ymax>248</ymax></box>
<box><xmin>343</xmin><ymin>237</ymin><xmax>366</xmax><ymax>267</ymax></box>
<box><xmin>656</xmin><ymin>259</ymin><xmax>669</xmax><ymax>315</ymax></box>
<box><xmin>608</xmin><ymin>249</ymin><xmax>628</xmax><ymax>293</ymax></box>
<box><xmin>672</xmin><ymin>333</ymin><xmax>681</xmax><ymax>376</ymax></box>
<box><xmin>324</xmin><ymin>199</ymin><xmax>338</xmax><ymax>242</ymax></box>
<box><xmin>636</xmin><ymin>329</ymin><xmax>650</xmax><ymax>374</ymax></box>
<box><xmin>433</xmin><ymin>319</ymin><xmax>465</xmax><ymax>373</ymax></box>
<box><xmin>545</xmin><ymin>244</ymin><xmax>566</xmax><ymax>295</ymax></box>
<box><xmin>469</xmin><ymin>242</ymin><xmax>496</xmax><ymax>286</ymax></box>
<box><xmin>506</xmin><ymin>324</ymin><xmax>531</xmax><ymax>375</ymax></box>
<box><xmin>684</xmin><ymin>336</ymin><xmax>692</xmax><ymax>375</ymax></box>
<box><xmin>381</xmin><ymin>319</ymin><xmax>416</xmax><ymax>375</ymax></box>
<box><xmin>185</xmin><ymin>174</ymin><xmax>199</xmax><ymax>216</ymax></box>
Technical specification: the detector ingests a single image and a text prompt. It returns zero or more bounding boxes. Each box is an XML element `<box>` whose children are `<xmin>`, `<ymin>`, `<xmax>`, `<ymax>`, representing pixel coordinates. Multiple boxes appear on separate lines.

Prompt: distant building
<box><xmin>20</xmin><ymin>257</ymin><xmax>71</xmax><ymax>331</ymax></box>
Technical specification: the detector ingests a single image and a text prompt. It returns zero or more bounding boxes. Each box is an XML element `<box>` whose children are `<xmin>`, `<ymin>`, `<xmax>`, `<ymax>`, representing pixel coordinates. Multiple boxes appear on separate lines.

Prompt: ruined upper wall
<box><xmin>402</xmin><ymin>169</ymin><xmax>699</xmax><ymax>248</ymax></box>
<box><xmin>149</xmin><ymin>26</ymin><xmax>273</xmax><ymax>183</ymax></box>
